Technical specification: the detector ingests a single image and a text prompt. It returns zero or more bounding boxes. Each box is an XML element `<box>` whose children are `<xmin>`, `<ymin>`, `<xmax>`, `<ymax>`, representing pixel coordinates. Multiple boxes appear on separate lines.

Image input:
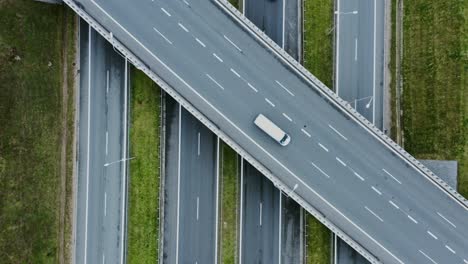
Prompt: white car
<box><xmin>254</xmin><ymin>114</ymin><xmax>291</xmax><ymax>146</ymax></box>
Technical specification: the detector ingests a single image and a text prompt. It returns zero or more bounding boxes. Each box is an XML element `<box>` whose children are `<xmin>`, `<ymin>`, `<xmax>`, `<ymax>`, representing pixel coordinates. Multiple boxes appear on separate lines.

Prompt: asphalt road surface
<box><xmin>243</xmin><ymin>0</ymin><xmax>303</xmax><ymax>263</ymax></box>
<box><xmin>68</xmin><ymin>1</ymin><xmax>468</xmax><ymax>263</ymax></box>
<box><xmin>75</xmin><ymin>20</ymin><xmax>128</xmax><ymax>264</ymax></box>
<box><xmin>162</xmin><ymin>97</ymin><xmax>219</xmax><ymax>264</ymax></box>
<box><xmin>335</xmin><ymin>0</ymin><xmax>385</xmax><ymax>129</ymax></box>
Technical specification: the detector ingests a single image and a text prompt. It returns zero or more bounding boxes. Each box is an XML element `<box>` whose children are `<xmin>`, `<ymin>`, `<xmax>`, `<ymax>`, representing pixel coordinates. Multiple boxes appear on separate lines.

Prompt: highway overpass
<box><xmin>65</xmin><ymin>0</ymin><xmax>468</xmax><ymax>263</ymax></box>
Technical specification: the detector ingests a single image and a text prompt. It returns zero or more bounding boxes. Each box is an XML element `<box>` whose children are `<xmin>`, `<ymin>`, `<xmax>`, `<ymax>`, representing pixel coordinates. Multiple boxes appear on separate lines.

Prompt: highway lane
<box><xmin>75</xmin><ymin>20</ymin><xmax>128</xmax><ymax>264</ymax></box>
<box><xmin>68</xmin><ymin>1</ymin><xmax>468</xmax><ymax>263</ymax></box>
<box><xmin>240</xmin><ymin>160</ymin><xmax>280</xmax><ymax>263</ymax></box>
<box><xmin>162</xmin><ymin>97</ymin><xmax>219</xmax><ymax>264</ymax></box>
<box><xmin>335</xmin><ymin>0</ymin><xmax>385</xmax><ymax>129</ymax></box>
<box><xmin>243</xmin><ymin>0</ymin><xmax>303</xmax><ymax>263</ymax></box>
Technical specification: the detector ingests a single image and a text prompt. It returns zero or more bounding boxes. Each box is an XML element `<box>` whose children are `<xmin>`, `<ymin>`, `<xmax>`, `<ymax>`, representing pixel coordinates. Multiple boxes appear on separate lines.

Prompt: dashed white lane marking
<box><xmin>183</xmin><ymin>0</ymin><xmax>190</xmax><ymax>6</ymax></box>
<box><xmin>437</xmin><ymin>212</ymin><xmax>456</xmax><ymax>228</ymax></box>
<box><xmin>463</xmin><ymin>259</ymin><xmax>468</xmax><ymax>264</ymax></box>
<box><xmin>195</xmin><ymin>38</ymin><xmax>206</xmax><ymax>48</ymax></box>
<box><xmin>153</xmin><ymin>27</ymin><xmax>173</xmax><ymax>45</ymax></box>
<box><xmin>178</xmin><ymin>22</ymin><xmax>189</xmax><ymax>32</ymax></box>
<box><xmin>353</xmin><ymin>172</ymin><xmax>365</xmax><ymax>181</ymax></box>
<box><xmin>407</xmin><ymin>215</ymin><xmax>418</xmax><ymax>224</ymax></box>
<box><xmin>275</xmin><ymin>80</ymin><xmax>295</xmax><ymax>96</ymax></box>
<box><xmin>282</xmin><ymin>113</ymin><xmax>292</xmax><ymax>122</ymax></box>
<box><xmin>318</xmin><ymin>143</ymin><xmax>328</xmax><ymax>152</ymax></box>
<box><xmin>365</xmin><ymin>206</ymin><xmax>384</xmax><ymax>222</ymax></box>
<box><xmin>328</xmin><ymin>124</ymin><xmax>348</xmax><ymax>141</ymax></box>
<box><xmin>230</xmin><ymin>68</ymin><xmax>241</xmax><ymax>78</ymax></box>
<box><xmin>213</xmin><ymin>53</ymin><xmax>223</xmax><ymax>62</ymax></box>
<box><xmin>265</xmin><ymin>98</ymin><xmax>275</xmax><ymax>107</ymax></box>
<box><xmin>310</xmin><ymin>162</ymin><xmax>331</xmax><ymax>178</ymax></box>
<box><xmin>247</xmin><ymin>83</ymin><xmax>258</xmax><ymax>92</ymax></box>
<box><xmin>382</xmin><ymin>168</ymin><xmax>402</xmax><ymax>184</ymax></box>
<box><xmin>419</xmin><ymin>250</ymin><xmax>438</xmax><ymax>264</ymax></box>
<box><xmin>161</xmin><ymin>7</ymin><xmax>171</xmax><ymax>17</ymax></box>
<box><xmin>336</xmin><ymin>157</ymin><xmax>347</xmax><ymax>167</ymax></box>
<box><xmin>447</xmin><ymin>246</ymin><xmax>457</xmax><ymax>256</ymax></box>
<box><xmin>206</xmin><ymin>74</ymin><xmax>224</xmax><ymax>90</ymax></box>
<box><xmin>301</xmin><ymin>128</ymin><xmax>311</xmax><ymax>137</ymax></box>
<box><xmin>427</xmin><ymin>230</ymin><xmax>438</xmax><ymax>240</ymax></box>
<box><xmin>389</xmin><ymin>200</ymin><xmax>399</xmax><ymax>209</ymax></box>
<box><xmin>223</xmin><ymin>35</ymin><xmax>242</xmax><ymax>52</ymax></box>
<box><xmin>371</xmin><ymin>186</ymin><xmax>382</xmax><ymax>195</ymax></box>
<box><xmin>196</xmin><ymin>196</ymin><xmax>199</xmax><ymax>220</ymax></box>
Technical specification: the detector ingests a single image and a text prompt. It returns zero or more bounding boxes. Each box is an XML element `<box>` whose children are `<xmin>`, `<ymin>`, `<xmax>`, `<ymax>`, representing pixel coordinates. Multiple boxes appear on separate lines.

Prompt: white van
<box><xmin>254</xmin><ymin>114</ymin><xmax>291</xmax><ymax>146</ymax></box>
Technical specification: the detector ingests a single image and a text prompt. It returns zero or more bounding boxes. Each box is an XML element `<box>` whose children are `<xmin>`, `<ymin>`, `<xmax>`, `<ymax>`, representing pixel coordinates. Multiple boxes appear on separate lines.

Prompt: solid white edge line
<box><xmin>259</xmin><ymin>202</ymin><xmax>262</xmax><ymax>226</ymax></box>
<box><xmin>106</xmin><ymin>69</ymin><xmax>109</xmax><ymax>93</ymax></box>
<box><xmin>335</xmin><ymin>0</ymin><xmax>340</xmax><ymax>94</ymax></box>
<box><xmin>105</xmin><ymin>131</ymin><xmax>108</xmax><ymax>155</ymax></box>
<box><xmin>104</xmin><ymin>192</ymin><xmax>107</xmax><ymax>216</ymax></box>
<box><xmin>175</xmin><ymin>104</ymin><xmax>181</xmax><ymax>264</ymax></box>
<box><xmin>119</xmin><ymin>59</ymin><xmax>128</xmax><ymax>264</ymax></box>
<box><xmin>197</xmin><ymin>132</ymin><xmax>200</xmax><ymax>156</ymax></box>
<box><xmin>214</xmin><ymin>137</ymin><xmax>220</xmax><ymax>264</ymax></box>
<box><xmin>84</xmin><ymin>25</ymin><xmax>92</xmax><ymax>264</ymax></box>
<box><xmin>79</xmin><ymin>4</ymin><xmax>406</xmax><ymax>262</ymax></box>
<box><xmin>278</xmin><ymin>191</ymin><xmax>282</xmax><ymax>264</ymax></box>
<box><xmin>223</xmin><ymin>35</ymin><xmax>242</xmax><ymax>52</ymax></box>
<box><xmin>419</xmin><ymin>250</ymin><xmax>438</xmax><ymax>264</ymax></box>
<box><xmin>372</xmin><ymin>0</ymin><xmax>376</xmax><ymax>124</ymax></box>
<box><xmin>239</xmin><ymin>158</ymin><xmax>244</xmax><ymax>264</ymax></box>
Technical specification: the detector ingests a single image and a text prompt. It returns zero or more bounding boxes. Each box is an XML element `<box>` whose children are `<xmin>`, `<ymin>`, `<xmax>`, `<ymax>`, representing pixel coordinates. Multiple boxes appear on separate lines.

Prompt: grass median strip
<box><xmin>128</xmin><ymin>67</ymin><xmax>161</xmax><ymax>263</ymax></box>
<box><xmin>400</xmin><ymin>0</ymin><xmax>467</xmax><ymax>196</ymax></box>
<box><xmin>302</xmin><ymin>0</ymin><xmax>333</xmax><ymax>263</ymax></box>
<box><xmin>220</xmin><ymin>143</ymin><xmax>238</xmax><ymax>263</ymax></box>
<box><xmin>0</xmin><ymin>1</ymin><xmax>75</xmax><ymax>262</ymax></box>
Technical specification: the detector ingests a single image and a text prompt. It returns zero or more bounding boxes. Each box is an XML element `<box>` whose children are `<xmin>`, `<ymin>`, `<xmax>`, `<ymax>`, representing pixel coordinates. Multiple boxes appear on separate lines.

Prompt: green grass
<box><xmin>0</xmin><ymin>1</ymin><xmax>75</xmax><ymax>263</ymax></box>
<box><xmin>302</xmin><ymin>1</ymin><xmax>333</xmax><ymax>263</ymax></box>
<box><xmin>400</xmin><ymin>0</ymin><xmax>467</xmax><ymax>196</ymax></box>
<box><xmin>228</xmin><ymin>0</ymin><xmax>239</xmax><ymax>10</ymax></box>
<box><xmin>303</xmin><ymin>0</ymin><xmax>334</xmax><ymax>88</ymax></box>
<box><xmin>128</xmin><ymin>68</ymin><xmax>161</xmax><ymax>264</ymax></box>
<box><xmin>220</xmin><ymin>143</ymin><xmax>238</xmax><ymax>264</ymax></box>
<box><xmin>305</xmin><ymin>214</ymin><xmax>331</xmax><ymax>264</ymax></box>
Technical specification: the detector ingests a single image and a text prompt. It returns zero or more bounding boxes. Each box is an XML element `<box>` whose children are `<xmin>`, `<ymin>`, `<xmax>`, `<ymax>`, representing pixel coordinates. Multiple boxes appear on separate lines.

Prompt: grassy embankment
<box><xmin>0</xmin><ymin>1</ymin><xmax>76</xmax><ymax>263</ymax></box>
<box><xmin>399</xmin><ymin>1</ymin><xmax>467</xmax><ymax>196</ymax></box>
<box><xmin>219</xmin><ymin>144</ymin><xmax>238</xmax><ymax>263</ymax></box>
<box><xmin>302</xmin><ymin>0</ymin><xmax>334</xmax><ymax>263</ymax></box>
<box><xmin>127</xmin><ymin>68</ymin><xmax>161</xmax><ymax>263</ymax></box>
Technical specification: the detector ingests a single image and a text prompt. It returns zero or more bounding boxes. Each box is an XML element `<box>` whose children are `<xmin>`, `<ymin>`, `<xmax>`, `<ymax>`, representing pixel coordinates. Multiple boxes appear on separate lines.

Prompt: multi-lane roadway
<box><xmin>67</xmin><ymin>0</ymin><xmax>468</xmax><ymax>263</ymax></box>
<box><xmin>75</xmin><ymin>20</ymin><xmax>128</xmax><ymax>264</ymax></box>
<box><xmin>162</xmin><ymin>97</ymin><xmax>219</xmax><ymax>263</ymax></box>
